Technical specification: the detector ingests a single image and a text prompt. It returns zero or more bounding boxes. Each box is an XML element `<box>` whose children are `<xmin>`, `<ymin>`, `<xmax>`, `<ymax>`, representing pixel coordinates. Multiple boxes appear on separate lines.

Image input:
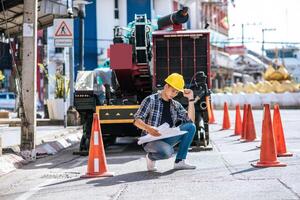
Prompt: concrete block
<box><xmin>48</xmin><ymin>141</ymin><xmax>64</xmax><ymax>152</ymax></box>
<box><xmin>36</xmin><ymin>143</ymin><xmax>57</xmax><ymax>155</ymax></box>
<box><xmin>65</xmin><ymin>133</ymin><xmax>80</xmax><ymax>145</ymax></box>
<box><xmin>56</xmin><ymin>138</ymin><xmax>71</xmax><ymax>148</ymax></box>
<box><xmin>0</xmin><ymin>154</ymin><xmax>26</xmax><ymax>176</ymax></box>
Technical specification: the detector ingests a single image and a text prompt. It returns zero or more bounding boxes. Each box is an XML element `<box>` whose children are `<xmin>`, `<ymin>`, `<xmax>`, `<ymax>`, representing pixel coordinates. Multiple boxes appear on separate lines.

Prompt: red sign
<box><xmin>225</xmin><ymin>45</ymin><xmax>246</xmax><ymax>55</ymax></box>
<box><xmin>55</xmin><ymin>21</ymin><xmax>72</xmax><ymax>37</ymax></box>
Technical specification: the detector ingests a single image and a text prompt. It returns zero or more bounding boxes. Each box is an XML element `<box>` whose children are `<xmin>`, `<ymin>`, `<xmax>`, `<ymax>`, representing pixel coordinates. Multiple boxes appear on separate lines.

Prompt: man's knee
<box><xmin>182</xmin><ymin>122</ymin><xmax>196</xmax><ymax>135</ymax></box>
<box><xmin>189</xmin><ymin>123</ymin><xmax>196</xmax><ymax>133</ymax></box>
<box><xmin>158</xmin><ymin>147</ymin><xmax>174</xmax><ymax>159</ymax></box>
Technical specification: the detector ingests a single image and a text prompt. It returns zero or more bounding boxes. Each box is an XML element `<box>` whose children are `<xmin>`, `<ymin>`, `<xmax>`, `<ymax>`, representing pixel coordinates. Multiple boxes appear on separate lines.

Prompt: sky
<box><xmin>228</xmin><ymin>0</ymin><xmax>300</xmax><ymax>54</ymax></box>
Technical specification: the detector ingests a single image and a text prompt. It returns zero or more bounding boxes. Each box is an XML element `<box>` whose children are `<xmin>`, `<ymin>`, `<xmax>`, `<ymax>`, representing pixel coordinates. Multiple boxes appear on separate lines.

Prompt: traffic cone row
<box><xmin>219</xmin><ymin>102</ymin><xmax>292</xmax><ymax>168</ymax></box>
<box><xmin>80</xmin><ymin>102</ymin><xmax>292</xmax><ymax>175</ymax></box>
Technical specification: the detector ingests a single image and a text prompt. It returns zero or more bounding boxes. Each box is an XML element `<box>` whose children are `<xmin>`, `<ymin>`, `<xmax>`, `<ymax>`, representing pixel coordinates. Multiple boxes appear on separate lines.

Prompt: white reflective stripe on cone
<box><xmin>94</xmin><ymin>158</ymin><xmax>99</xmax><ymax>172</ymax></box>
<box><xmin>94</xmin><ymin>132</ymin><xmax>99</xmax><ymax>145</ymax></box>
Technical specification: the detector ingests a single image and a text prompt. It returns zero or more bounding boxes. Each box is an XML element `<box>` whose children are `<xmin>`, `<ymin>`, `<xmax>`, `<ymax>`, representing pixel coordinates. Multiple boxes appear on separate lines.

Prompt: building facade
<box><xmin>45</xmin><ymin>0</ymin><xmax>234</xmax><ymax>93</ymax></box>
<box><xmin>199</xmin><ymin>0</ymin><xmax>233</xmax><ymax>89</ymax></box>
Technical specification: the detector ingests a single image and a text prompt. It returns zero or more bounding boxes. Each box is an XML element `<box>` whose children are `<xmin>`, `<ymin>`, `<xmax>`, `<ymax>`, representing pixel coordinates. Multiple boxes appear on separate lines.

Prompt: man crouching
<box><xmin>134</xmin><ymin>73</ymin><xmax>196</xmax><ymax>171</ymax></box>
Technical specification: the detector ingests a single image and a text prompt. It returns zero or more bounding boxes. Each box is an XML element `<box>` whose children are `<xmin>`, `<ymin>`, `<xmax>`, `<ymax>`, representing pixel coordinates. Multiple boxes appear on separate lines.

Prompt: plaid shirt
<box><xmin>134</xmin><ymin>92</ymin><xmax>192</xmax><ymax>135</ymax></box>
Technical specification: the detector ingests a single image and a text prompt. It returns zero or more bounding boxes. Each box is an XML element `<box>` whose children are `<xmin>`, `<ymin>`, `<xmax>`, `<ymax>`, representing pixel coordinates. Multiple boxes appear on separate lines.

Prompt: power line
<box><xmin>211</xmin><ymin>41</ymin><xmax>300</xmax><ymax>45</ymax></box>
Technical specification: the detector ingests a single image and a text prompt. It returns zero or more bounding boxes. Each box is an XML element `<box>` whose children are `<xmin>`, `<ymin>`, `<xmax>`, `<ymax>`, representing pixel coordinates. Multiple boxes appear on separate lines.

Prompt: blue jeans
<box><xmin>143</xmin><ymin>122</ymin><xmax>196</xmax><ymax>161</ymax></box>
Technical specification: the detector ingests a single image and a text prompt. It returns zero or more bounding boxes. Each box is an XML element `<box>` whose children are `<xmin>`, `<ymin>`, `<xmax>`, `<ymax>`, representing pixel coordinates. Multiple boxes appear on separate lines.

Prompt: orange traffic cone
<box><xmin>234</xmin><ymin>104</ymin><xmax>242</xmax><ymax>135</ymax></box>
<box><xmin>207</xmin><ymin>97</ymin><xmax>216</xmax><ymax>124</ymax></box>
<box><xmin>240</xmin><ymin>104</ymin><xmax>248</xmax><ymax>140</ymax></box>
<box><xmin>222</xmin><ymin>102</ymin><xmax>230</xmax><ymax>130</ymax></box>
<box><xmin>273</xmin><ymin>104</ymin><xmax>293</xmax><ymax>157</ymax></box>
<box><xmin>210</xmin><ymin>103</ymin><xmax>216</xmax><ymax>123</ymax></box>
<box><xmin>81</xmin><ymin>113</ymin><xmax>114</xmax><ymax>178</ymax></box>
<box><xmin>245</xmin><ymin>105</ymin><xmax>256</xmax><ymax>142</ymax></box>
<box><xmin>252</xmin><ymin>104</ymin><xmax>286</xmax><ymax>167</ymax></box>
<box><xmin>206</xmin><ymin>97</ymin><xmax>212</xmax><ymax>123</ymax></box>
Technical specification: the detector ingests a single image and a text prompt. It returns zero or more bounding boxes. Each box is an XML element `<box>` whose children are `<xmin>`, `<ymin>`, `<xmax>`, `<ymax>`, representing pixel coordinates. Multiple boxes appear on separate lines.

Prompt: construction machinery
<box><xmin>75</xmin><ymin>7</ymin><xmax>211</xmax><ymax>149</ymax></box>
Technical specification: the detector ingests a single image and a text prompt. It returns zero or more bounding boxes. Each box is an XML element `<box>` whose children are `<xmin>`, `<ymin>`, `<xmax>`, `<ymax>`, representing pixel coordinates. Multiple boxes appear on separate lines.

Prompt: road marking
<box><xmin>15</xmin><ymin>179</ymin><xmax>54</xmax><ymax>200</ymax></box>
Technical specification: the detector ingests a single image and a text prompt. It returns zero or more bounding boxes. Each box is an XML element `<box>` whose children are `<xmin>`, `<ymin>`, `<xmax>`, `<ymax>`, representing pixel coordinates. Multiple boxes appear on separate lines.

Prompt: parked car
<box><xmin>0</xmin><ymin>92</ymin><xmax>16</xmax><ymax>110</ymax></box>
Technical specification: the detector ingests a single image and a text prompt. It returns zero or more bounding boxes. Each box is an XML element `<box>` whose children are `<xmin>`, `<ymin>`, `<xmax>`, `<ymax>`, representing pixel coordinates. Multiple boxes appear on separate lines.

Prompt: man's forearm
<box><xmin>134</xmin><ymin>118</ymin><xmax>149</xmax><ymax>131</ymax></box>
<box><xmin>188</xmin><ymin>102</ymin><xmax>195</xmax><ymax>123</ymax></box>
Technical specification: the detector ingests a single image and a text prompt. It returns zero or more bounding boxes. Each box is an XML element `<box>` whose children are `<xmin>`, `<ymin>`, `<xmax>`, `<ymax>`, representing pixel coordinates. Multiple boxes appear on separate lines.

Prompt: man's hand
<box><xmin>183</xmin><ymin>89</ymin><xmax>194</xmax><ymax>100</ymax></box>
<box><xmin>145</xmin><ymin>126</ymin><xmax>161</xmax><ymax>137</ymax></box>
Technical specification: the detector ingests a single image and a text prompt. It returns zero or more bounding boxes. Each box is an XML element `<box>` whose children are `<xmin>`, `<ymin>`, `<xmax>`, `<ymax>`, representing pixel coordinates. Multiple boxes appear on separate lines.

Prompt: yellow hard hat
<box><xmin>164</xmin><ymin>73</ymin><xmax>185</xmax><ymax>92</ymax></box>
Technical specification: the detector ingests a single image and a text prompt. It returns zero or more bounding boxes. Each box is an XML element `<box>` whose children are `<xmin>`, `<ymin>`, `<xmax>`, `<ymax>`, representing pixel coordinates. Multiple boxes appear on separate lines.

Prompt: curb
<box><xmin>0</xmin><ymin>154</ymin><xmax>28</xmax><ymax>176</ymax></box>
<box><xmin>36</xmin><ymin>131</ymin><xmax>82</xmax><ymax>155</ymax></box>
<box><xmin>0</xmin><ymin>119</ymin><xmax>64</xmax><ymax>126</ymax></box>
<box><xmin>0</xmin><ymin>128</ymin><xmax>82</xmax><ymax>176</ymax></box>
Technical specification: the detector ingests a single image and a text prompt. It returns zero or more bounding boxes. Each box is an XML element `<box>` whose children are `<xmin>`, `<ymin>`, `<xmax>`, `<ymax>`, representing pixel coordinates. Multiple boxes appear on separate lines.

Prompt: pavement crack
<box><xmin>277</xmin><ymin>178</ymin><xmax>300</xmax><ymax>199</ymax></box>
<box><xmin>111</xmin><ymin>184</ymin><xmax>128</xmax><ymax>200</ymax></box>
<box><xmin>211</xmin><ymin>139</ymin><xmax>247</xmax><ymax>180</ymax></box>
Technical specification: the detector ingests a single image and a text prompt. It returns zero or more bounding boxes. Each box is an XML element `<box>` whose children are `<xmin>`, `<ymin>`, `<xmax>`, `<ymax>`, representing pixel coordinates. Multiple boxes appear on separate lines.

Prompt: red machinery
<box><xmin>97</xmin><ymin>7</ymin><xmax>211</xmax><ymax>147</ymax></box>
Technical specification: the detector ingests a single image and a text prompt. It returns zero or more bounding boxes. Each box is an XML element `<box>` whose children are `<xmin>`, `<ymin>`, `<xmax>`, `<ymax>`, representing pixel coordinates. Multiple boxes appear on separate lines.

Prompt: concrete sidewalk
<box><xmin>0</xmin><ymin>109</ymin><xmax>299</xmax><ymax>199</ymax></box>
<box><xmin>77</xmin><ymin>114</ymin><xmax>300</xmax><ymax>200</ymax></box>
<box><xmin>0</xmin><ymin>126</ymin><xmax>82</xmax><ymax>176</ymax></box>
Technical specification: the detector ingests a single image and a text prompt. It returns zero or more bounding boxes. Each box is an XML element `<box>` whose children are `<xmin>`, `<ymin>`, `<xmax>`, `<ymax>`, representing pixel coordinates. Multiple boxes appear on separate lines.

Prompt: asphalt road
<box><xmin>0</xmin><ymin>109</ymin><xmax>300</xmax><ymax>200</ymax></box>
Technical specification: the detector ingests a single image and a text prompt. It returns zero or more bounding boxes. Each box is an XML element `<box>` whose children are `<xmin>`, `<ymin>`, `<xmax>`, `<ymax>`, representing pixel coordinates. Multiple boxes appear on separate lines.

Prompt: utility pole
<box><xmin>241</xmin><ymin>23</ymin><xmax>244</xmax><ymax>46</ymax></box>
<box><xmin>261</xmin><ymin>28</ymin><xmax>265</xmax><ymax>57</ymax></box>
<box><xmin>261</xmin><ymin>28</ymin><xmax>276</xmax><ymax>57</ymax></box>
<box><xmin>20</xmin><ymin>0</ymin><xmax>38</xmax><ymax>160</ymax></box>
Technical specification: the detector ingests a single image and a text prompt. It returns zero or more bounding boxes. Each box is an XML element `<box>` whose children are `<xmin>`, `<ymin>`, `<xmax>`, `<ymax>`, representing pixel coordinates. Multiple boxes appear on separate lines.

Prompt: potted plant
<box><xmin>47</xmin><ymin>63</ymin><xmax>69</xmax><ymax>120</ymax></box>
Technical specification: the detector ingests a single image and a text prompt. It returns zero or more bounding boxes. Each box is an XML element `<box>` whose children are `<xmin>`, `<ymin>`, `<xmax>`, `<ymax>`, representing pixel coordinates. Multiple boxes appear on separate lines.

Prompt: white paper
<box><xmin>137</xmin><ymin>123</ymin><xmax>187</xmax><ymax>145</ymax></box>
<box><xmin>23</xmin><ymin>23</ymin><xmax>34</xmax><ymax>37</ymax></box>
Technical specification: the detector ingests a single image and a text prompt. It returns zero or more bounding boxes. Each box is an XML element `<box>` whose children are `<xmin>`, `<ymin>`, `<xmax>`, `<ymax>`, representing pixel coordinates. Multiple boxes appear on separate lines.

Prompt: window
<box><xmin>55</xmin><ymin>48</ymin><xmax>63</xmax><ymax>53</ymax></box>
<box><xmin>0</xmin><ymin>94</ymin><xmax>6</xmax><ymax>99</ymax></box>
<box><xmin>9</xmin><ymin>94</ymin><xmax>15</xmax><ymax>99</ymax></box>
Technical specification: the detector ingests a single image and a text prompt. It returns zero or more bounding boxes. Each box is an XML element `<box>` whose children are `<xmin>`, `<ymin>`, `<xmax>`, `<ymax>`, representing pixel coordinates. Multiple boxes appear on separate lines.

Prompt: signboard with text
<box><xmin>54</xmin><ymin>18</ymin><xmax>73</xmax><ymax>47</ymax></box>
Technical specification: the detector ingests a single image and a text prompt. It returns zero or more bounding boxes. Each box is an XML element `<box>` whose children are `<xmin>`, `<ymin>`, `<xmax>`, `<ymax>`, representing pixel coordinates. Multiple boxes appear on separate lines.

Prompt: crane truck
<box><xmin>74</xmin><ymin>7</ymin><xmax>211</xmax><ymax>152</ymax></box>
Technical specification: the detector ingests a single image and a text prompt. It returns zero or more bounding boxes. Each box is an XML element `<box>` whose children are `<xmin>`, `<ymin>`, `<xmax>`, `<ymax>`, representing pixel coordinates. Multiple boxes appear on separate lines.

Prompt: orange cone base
<box><xmin>251</xmin><ymin>161</ymin><xmax>286</xmax><ymax>168</ymax></box>
<box><xmin>81</xmin><ymin>171</ymin><xmax>114</xmax><ymax>178</ymax></box>
<box><xmin>234</xmin><ymin>132</ymin><xmax>242</xmax><ymax>136</ymax></box>
<box><xmin>278</xmin><ymin>152</ymin><xmax>293</xmax><ymax>157</ymax></box>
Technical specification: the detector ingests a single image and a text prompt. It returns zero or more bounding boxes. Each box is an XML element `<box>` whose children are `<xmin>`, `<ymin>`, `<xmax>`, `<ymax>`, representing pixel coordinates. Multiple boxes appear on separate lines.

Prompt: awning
<box><xmin>0</xmin><ymin>0</ymin><xmax>74</xmax><ymax>36</ymax></box>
